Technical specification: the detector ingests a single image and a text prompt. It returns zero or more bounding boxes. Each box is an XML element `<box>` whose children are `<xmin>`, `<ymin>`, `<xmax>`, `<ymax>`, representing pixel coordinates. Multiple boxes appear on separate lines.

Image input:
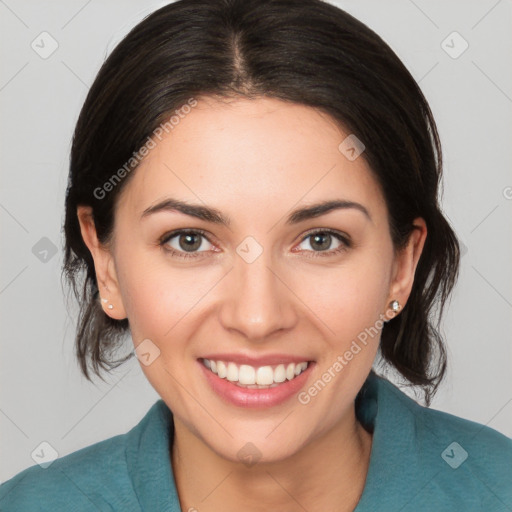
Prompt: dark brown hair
<box><xmin>63</xmin><ymin>0</ymin><xmax>460</xmax><ymax>404</ymax></box>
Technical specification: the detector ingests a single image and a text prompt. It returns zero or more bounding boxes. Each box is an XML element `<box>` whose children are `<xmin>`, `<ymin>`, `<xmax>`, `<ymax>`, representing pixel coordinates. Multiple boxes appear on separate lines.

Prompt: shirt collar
<box><xmin>125</xmin><ymin>399</ymin><xmax>181</xmax><ymax>511</ymax></box>
<box><xmin>354</xmin><ymin>371</ymin><xmax>442</xmax><ymax>510</ymax></box>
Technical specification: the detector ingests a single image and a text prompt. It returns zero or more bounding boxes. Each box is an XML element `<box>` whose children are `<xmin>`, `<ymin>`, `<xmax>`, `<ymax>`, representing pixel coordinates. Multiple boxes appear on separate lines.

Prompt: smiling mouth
<box><xmin>200</xmin><ymin>358</ymin><xmax>310</xmax><ymax>389</ymax></box>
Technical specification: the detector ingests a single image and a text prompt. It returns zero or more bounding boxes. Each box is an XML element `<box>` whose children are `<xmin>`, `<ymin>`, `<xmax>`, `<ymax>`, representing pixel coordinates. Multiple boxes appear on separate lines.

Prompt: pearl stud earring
<box><xmin>101</xmin><ymin>297</ymin><xmax>114</xmax><ymax>310</ymax></box>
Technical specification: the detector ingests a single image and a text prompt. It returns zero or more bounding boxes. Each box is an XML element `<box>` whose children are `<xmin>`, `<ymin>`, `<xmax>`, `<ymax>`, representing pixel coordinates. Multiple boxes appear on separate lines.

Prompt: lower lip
<box><xmin>198</xmin><ymin>360</ymin><xmax>315</xmax><ymax>408</ymax></box>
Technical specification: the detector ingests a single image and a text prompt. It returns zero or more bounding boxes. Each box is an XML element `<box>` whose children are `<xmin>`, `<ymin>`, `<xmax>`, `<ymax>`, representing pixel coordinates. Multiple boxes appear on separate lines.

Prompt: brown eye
<box><xmin>160</xmin><ymin>229</ymin><xmax>214</xmax><ymax>258</ymax></box>
<box><xmin>176</xmin><ymin>232</ymin><xmax>203</xmax><ymax>252</ymax></box>
<box><xmin>296</xmin><ymin>229</ymin><xmax>351</xmax><ymax>257</ymax></box>
<box><xmin>309</xmin><ymin>232</ymin><xmax>333</xmax><ymax>251</ymax></box>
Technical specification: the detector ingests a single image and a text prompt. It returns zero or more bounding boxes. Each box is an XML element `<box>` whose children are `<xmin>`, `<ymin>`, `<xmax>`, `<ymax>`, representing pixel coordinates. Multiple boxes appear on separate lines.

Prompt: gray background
<box><xmin>1</xmin><ymin>0</ymin><xmax>511</xmax><ymax>483</ymax></box>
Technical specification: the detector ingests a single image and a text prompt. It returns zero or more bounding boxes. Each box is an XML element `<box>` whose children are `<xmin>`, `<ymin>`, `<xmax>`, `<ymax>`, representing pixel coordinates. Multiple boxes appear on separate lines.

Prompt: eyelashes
<box><xmin>159</xmin><ymin>228</ymin><xmax>352</xmax><ymax>260</ymax></box>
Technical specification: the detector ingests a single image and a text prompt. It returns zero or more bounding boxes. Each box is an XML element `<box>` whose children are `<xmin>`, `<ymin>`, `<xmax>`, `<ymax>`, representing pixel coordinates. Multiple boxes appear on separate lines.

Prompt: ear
<box><xmin>386</xmin><ymin>217</ymin><xmax>427</xmax><ymax>319</ymax></box>
<box><xmin>76</xmin><ymin>206</ymin><xmax>127</xmax><ymax>320</ymax></box>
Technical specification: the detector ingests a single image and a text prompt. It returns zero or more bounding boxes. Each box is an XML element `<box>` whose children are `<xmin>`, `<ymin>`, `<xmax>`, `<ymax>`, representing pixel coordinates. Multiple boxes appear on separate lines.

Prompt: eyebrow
<box><xmin>141</xmin><ymin>198</ymin><xmax>372</xmax><ymax>226</ymax></box>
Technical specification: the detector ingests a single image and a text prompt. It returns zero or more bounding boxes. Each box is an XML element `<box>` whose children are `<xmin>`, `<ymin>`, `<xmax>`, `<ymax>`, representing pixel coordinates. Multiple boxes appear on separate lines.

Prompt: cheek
<box><xmin>115</xmin><ymin>249</ymin><xmax>220</xmax><ymax>343</ymax></box>
<box><xmin>294</xmin><ymin>253</ymin><xmax>391</xmax><ymax>342</ymax></box>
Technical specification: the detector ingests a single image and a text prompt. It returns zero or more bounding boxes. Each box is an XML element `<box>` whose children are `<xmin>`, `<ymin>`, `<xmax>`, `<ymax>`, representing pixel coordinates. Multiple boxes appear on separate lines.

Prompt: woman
<box><xmin>1</xmin><ymin>0</ymin><xmax>510</xmax><ymax>510</ymax></box>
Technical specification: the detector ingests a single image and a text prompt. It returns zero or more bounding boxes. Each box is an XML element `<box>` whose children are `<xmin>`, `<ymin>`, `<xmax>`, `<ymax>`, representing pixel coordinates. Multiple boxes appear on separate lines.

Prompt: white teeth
<box><xmin>294</xmin><ymin>362</ymin><xmax>307</xmax><ymax>376</ymax></box>
<box><xmin>217</xmin><ymin>361</ymin><xmax>227</xmax><ymax>378</ymax></box>
<box><xmin>202</xmin><ymin>358</ymin><xmax>309</xmax><ymax>386</ymax></box>
<box><xmin>274</xmin><ymin>364</ymin><xmax>286</xmax><ymax>383</ymax></box>
<box><xmin>226</xmin><ymin>362</ymin><xmax>238</xmax><ymax>382</ymax></box>
<box><xmin>286</xmin><ymin>363</ymin><xmax>295</xmax><ymax>380</ymax></box>
<box><xmin>256</xmin><ymin>366</ymin><xmax>274</xmax><ymax>385</ymax></box>
<box><xmin>239</xmin><ymin>365</ymin><xmax>256</xmax><ymax>385</ymax></box>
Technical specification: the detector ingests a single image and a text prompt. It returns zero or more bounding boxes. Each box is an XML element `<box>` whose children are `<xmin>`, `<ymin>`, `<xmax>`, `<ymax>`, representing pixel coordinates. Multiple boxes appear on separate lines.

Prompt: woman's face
<box><xmin>81</xmin><ymin>96</ymin><xmax>425</xmax><ymax>463</ymax></box>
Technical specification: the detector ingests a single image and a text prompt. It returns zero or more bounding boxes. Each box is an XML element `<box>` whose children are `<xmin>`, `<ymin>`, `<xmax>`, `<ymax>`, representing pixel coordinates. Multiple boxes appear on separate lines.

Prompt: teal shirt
<box><xmin>1</xmin><ymin>372</ymin><xmax>511</xmax><ymax>511</ymax></box>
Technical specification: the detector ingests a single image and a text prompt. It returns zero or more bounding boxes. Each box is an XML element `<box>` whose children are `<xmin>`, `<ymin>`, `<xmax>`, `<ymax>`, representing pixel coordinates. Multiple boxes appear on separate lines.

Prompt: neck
<box><xmin>171</xmin><ymin>405</ymin><xmax>373</xmax><ymax>512</ymax></box>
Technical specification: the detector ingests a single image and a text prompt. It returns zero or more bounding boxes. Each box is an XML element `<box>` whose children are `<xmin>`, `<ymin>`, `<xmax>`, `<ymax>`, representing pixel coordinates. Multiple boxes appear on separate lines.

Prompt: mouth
<box><xmin>201</xmin><ymin>358</ymin><xmax>310</xmax><ymax>388</ymax></box>
<box><xmin>198</xmin><ymin>356</ymin><xmax>315</xmax><ymax>408</ymax></box>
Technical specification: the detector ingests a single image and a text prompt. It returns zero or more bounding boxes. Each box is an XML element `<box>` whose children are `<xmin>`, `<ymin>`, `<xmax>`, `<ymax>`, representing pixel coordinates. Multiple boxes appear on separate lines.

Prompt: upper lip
<box><xmin>199</xmin><ymin>353</ymin><xmax>313</xmax><ymax>367</ymax></box>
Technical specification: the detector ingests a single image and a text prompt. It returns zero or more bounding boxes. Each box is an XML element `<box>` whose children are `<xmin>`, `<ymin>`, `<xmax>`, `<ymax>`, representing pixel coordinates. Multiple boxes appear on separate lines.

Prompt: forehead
<box><xmin>117</xmin><ymin>96</ymin><xmax>387</xmax><ymax>224</ymax></box>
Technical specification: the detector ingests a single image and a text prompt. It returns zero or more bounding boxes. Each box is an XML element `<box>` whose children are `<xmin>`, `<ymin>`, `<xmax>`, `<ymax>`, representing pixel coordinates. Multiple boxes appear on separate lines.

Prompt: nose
<box><xmin>219</xmin><ymin>252</ymin><xmax>298</xmax><ymax>342</ymax></box>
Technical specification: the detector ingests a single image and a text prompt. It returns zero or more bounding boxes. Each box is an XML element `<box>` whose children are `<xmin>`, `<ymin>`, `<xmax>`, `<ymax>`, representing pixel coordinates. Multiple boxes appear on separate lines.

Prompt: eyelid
<box><xmin>299</xmin><ymin>227</ymin><xmax>351</xmax><ymax>244</ymax></box>
<box><xmin>159</xmin><ymin>227</ymin><xmax>211</xmax><ymax>245</ymax></box>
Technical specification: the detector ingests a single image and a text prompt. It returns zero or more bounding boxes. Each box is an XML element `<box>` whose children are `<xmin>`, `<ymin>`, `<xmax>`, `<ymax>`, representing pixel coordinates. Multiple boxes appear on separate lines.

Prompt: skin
<box><xmin>78</xmin><ymin>96</ymin><xmax>427</xmax><ymax>512</ymax></box>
